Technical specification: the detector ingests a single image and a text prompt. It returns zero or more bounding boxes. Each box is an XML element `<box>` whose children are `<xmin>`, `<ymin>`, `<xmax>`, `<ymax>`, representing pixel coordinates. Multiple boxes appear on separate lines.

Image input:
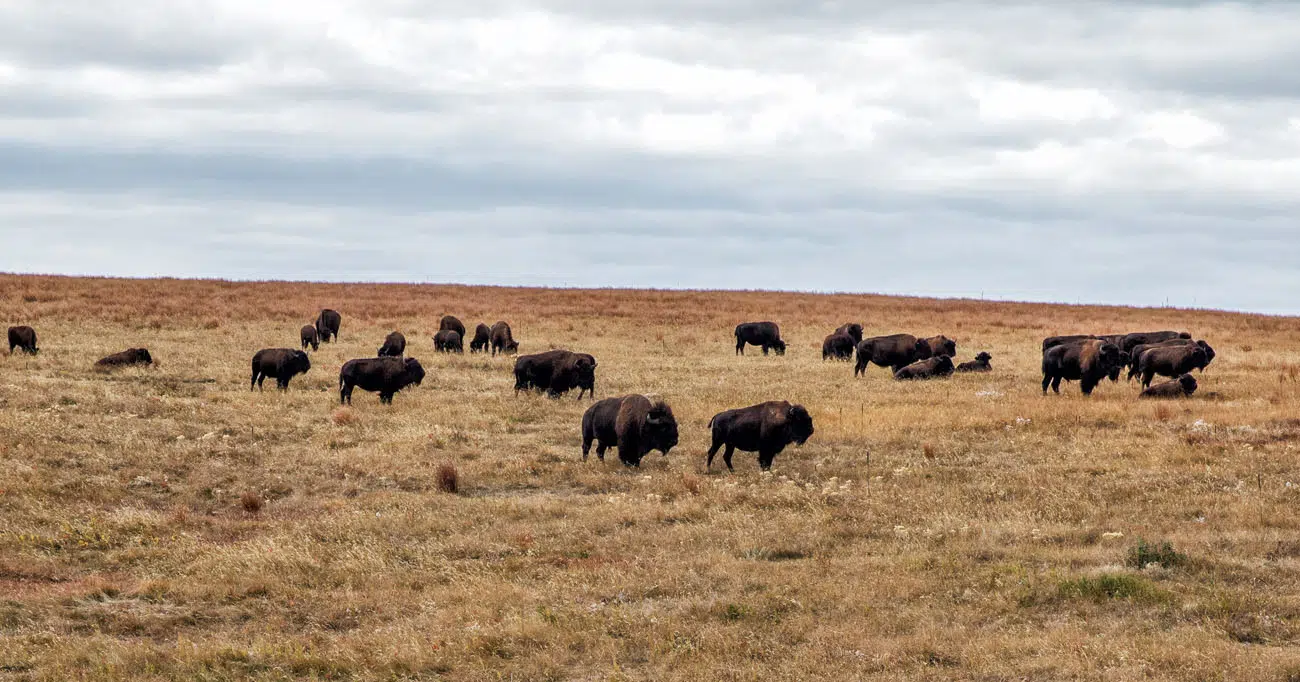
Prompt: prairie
<box><xmin>1</xmin><ymin>273</ymin><xmax>1299</xmax><ymax>680</ymax></box>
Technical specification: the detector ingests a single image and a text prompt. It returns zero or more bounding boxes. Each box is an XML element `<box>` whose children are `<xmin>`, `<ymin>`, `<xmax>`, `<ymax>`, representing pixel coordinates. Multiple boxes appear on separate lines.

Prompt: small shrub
<box><xmin>1058</xmin><ymin>574</ymin><xmax>1163</xmax><ymax>603</ymax></box>
<box><xmin>1126</xmin><ymin>539</ymin><xmax>1186</xmax><ymax>570</ymax></box>
<box><xmin>331</xmin><ymin>407</ymin><xmax>358</xmax><ymax>426</ymax></box>
<box><xmin>680</xmin><ymin>474</ymin><xmax>703</xmax><ymax>496</ymax></box>
<box><xmin>436</xmin><ymin>463</ymin><xmax>459</xmax><ymax>494</ymax></box>
<box><xmin>922</xmin><ymin>443</ymin><xmax>937</xmax><ymax>460</ymax></box>
<box><xmin>240</xmin><ymin>491</ymin><xmax>263</xmax><ymax>516</ymax></box>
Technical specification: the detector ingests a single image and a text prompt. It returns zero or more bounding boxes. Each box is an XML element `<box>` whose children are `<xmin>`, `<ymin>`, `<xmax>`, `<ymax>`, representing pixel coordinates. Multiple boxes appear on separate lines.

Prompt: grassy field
<box><xmin>2</xmin><ymin>273</ymin><xmax>1300</xmax><ymax>681</ymax></box>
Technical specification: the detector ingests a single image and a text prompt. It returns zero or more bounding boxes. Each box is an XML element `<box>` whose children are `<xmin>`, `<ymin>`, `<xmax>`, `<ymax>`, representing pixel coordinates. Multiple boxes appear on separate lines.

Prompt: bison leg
<box><xmin>340</xmin><ymin>382</ymin><xmax>353</xmax><ymax>405</ymax></box>
<box><xmin>706</xmin><ymin>438</ymin><xmax>722</xmax><ymax>470</ymax></box>
<box><xmin>761</xmin><ymin>344</ymin><xmax>769</xmax><ymax>356</ymax></box>
<box><xmin>1041</xmin><ymin>374</ymin><xmax>1051</xmax><ymax>393</ymax></box>
<box><xmin>854</xmin><ymin>360</ymin><xmax>867</xmax><ymax>378</ymax></box>
<box><xmin>1141</xmin><ymin>371</ymin><xmax>1155</xmax><ymax>389</ymax></box>
<box><xmin>276</xmin><ymin>377</ymin><xmax>289</xmax><ymax>390</ymax></box>
<box><xmin>722</xmin><ymin>445</ymin><xmax>735</xmax><ymax>472</ymax></box>
<box><xmin>758</xmin><ymin>450</ymin><xmax>777</xmax><ymax>471</ymax></box>
<box><xmin>1081</xmin><ymin>378</ymin><xmax>1096</xmax><ymax>396</ymax></box>
<box><xmin>380</xmin><ymin>392</ymin><xmax>393</xmax><ymax>405</ymax></box>
<box><xmin>735</xmin><ymin>340</ymin><xmax>744</xmax><ymax>356</ymax></box>
<box><xmin>1050</xmin><ymin>376</ymin><xmax>1062</xmax><ymax>394</ymax></box>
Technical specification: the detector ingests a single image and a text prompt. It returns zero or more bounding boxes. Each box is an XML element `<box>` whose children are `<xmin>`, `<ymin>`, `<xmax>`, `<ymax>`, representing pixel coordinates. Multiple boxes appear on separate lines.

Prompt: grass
<box><xmin>1</xmin><ymin>273</ymin><xmax>1299</xmax><ymax>679</ymax></box>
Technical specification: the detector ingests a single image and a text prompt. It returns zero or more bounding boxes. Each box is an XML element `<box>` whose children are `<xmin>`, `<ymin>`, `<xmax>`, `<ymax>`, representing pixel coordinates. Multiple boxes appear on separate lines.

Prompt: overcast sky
<box><xmin>2</xmin><ymin>1</ymin><xmax>1299</xmax><ymax>313</ymax></box>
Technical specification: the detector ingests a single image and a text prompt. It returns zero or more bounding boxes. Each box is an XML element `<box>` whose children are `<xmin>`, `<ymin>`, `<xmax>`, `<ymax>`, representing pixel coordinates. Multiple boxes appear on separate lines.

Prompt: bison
<box><xmin>1140</xmin><ymin>374</ymin><xmax>1198</xmax><ymax>399</ymax></box>
<box><xmin>1042</xmin><ymin>339</ymin><xmax>1122</xmax><ymax>396</ymax></box>
<box><xmin>581</xmin><ymin>394</ymin><xmax>678</xmax><ymax>467</ymax></box>
<box><xmin>894</xmin><ymin>355</ymin><xmax>955</xmax><ymax>380</ymax></box>
<box><xmin>300</xmin><ymin>324</ymin><xmax>319</xmax><ymax>351</ymax></box>
<box><xmin>1042</xmin><ymin>334</ymin><xmax>1098</xmax><ymax>352</ymax></box>
<box><xmin>469</xmin><ymin>323</ymin><xmax>491</xmax><ymax>353</ymax></box>
<box><xmin>1121</xmin><ymin>331</ymin><xmax>1191</xmax><ymax>353</ymax></box>
<box><xmin>835</xmin><ymin>323</ymin><xmax>864</xmax><ymax>344</ymax></box>
<box><xmin>96</xmin><ymin>348</ymin><xmax>153</xmax><ymax>368</ymax></box>
<box><xmin>921</xmin><ymin>335</ymin><xmax>957</xmax><ymax>359</ymax></box>
<box><xmin>1136</xmin><ymin>345</ymin><xmax>1209</xmax><ymax>388</ymax></box>
<box><xmin>822</xmin><ymin>332</ymin><xmax>856</xmax><ymax>361</ymax></box>
<box><xmin>956</xmin><ymin>352</ymin><xmax>993</xmax><ymax>373</ymax></box>
<box><xmin>490</xmin><ymin>321</ymin><xmax>518</xmax><ymax>356</ymax></box>
<box><xmin>707</xmin><ymin>401</ymin><xmax>814</xmax><ymax>472</ymax></box>
<box><xmin>316</xmin><ymin>309</ymin><xmax>341</xmax><ymax>343</ymax></box>
<box><xmin>378</xmin><ymin>331</ymin><xmax>406</xmax><ymax>357</ymax></box>
<box><xmin>514</xmin><ymin>349</ymin><xmax>597</xmax><ymax>399</ymax></box>
<box><xmin>339</xmin><ymin>357</ymin><xmax>425</xmax><ymax>405</ymax></box>
<box><xmin>7</xmin><ymin>326</ymin><xmax>37</xmax><ymax>355</ymax></box>
<box><xmin>250</xmin><ymin>348</ymin><xmax>311</xmax><ymax>391</ymax></box>
<box><xmin>735</xmin><ymin>322</ymin><xmax>785</xmax><ymax>356</ymax></box>
<box><xmin>434</xmin><ymin>329</ymin><xmax>463</xmax><ymax>353</ymax></box>
<box><xmin>854</xmin><ymin>334</ymin><xmax>929</xmax><ymax>376</ymax></box>
<box><xmin>439</xmin><ymin>315</ymin><xmax>466</xmax><ymax>339</ymax></box>
<box><xmin>1127</xmin><ymin>339</ymin><xmax>1215</xmax><ymax>380</ymax></box>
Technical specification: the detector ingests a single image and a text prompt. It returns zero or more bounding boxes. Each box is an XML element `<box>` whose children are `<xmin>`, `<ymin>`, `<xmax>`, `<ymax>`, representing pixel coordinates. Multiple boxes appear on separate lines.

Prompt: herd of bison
<box><xmin>4</xmin><ymin>312</ymin><xmax>1215</xmax><ymax>471</ymax></box>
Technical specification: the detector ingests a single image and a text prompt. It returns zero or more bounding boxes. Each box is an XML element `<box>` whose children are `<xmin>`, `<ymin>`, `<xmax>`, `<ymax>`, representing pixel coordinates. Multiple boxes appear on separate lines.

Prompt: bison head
<box><xmin>645</xmin><ymin>401</ymin><xmax>679</xmax><ymax>455</ymax></box>
<box><xmin>1110</xmin><ymin>350</ymin><xmax>1131</xmax><ymax>382</ymax></box>
<box><xmin>1189</xmin><ymin>347</ymin><xmax>1208</xmax><ymax>371</ymax></box>
<box><xmin>1178</xmin><ymin>374</ymin><xmax>1198</xmax><ymax>395</ymax></box>
<box><xmin>913</xmin><ymin>339</ymin><xmax>932</xmax><ymax>359</ymax></box>
<box><xmin>772</xmin><ymin>339</ymin><xmax>787</xmax><ymax>356</ymax></box>
<box><xmin>293</xmin><ymin>350</ymin><xmax>311</xmax><ymax>374</ymax></box>
<box><xmin>135</xmin><ymin>348</ymin><xmax>154</xmax><ymax>364</ymax></box>
<box><xmin>1196</xmin><ymin>340</ymin><xmax>1215</xmax><ymax>367</ymax></box>
<box><xmin>934</xmin><ymin>355</ymin><xmax>955</xmax><ymax>376</ymax></box>
<box><xmin>503</xmin><ymin>340</ymin><xmax>520</xmax><ymax>355</ymax></box>
<box><xmin>838</xmin><ymin>323</ymin><xmax>863</xmax><ymax>344</ymax></box>
<box><xmin>785</xmin><ymin>404</ymin><xmax>814</xmax><ymax>445</ymax></box>
<box><xmin>929</xmin><ymin>335</ymin><xmax>957</xmax><ymax>358</ymax></box>
<box><xmin>402</xmin><ymin>358</ymin><xmax>426</xmax><ymax>386</ymax></box>
<box><xmin>975</xmin><ymin>352</ymin><xmax>992</xmax><ymax>364</ymax></box>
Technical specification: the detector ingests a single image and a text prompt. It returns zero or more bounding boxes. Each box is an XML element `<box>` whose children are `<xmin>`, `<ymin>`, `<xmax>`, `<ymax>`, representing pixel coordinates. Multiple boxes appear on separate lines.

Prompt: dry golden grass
<box><xmin>2</xmin><ymin>273</ymin><xmax>1300</xmax><ymax>680</ymax></box>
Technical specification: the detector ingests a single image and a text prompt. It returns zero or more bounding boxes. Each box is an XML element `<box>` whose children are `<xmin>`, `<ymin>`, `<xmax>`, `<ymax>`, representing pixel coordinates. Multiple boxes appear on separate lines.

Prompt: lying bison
<box><xmin>581</xmin><ymin>394</ymin><xmax>678</xmax><ymax>467</ymax></box>
<box><xmin>1136</xmin><ymin>344</ymin><xmax>1209</xmax><ymax>388</ymax></box>
<box><xmin>96</xmin><ymin>348</ymin><xmax>153</xmax><ymax>368</ymax></box>
<box><xmin>490</xmin><ymin>321</ymin><xmax>518</xmax><ymax>356</ymax></box>
<box><xmin>707</xmin><ymin>401</ymin><xmax>814</xmax><ymax>472</ymax></box>
<box><xmin>1121</xmin><ymin>331</ymin><xmax>1190</xmax><ymax>353</ymax></box>
<box><xmin>378</xmin><ymin>331</ymin><xmax>406</xmax><ymax>357</ymax></box>
<box><xmin>339</xmin><ymin>357</ymin><xmax>425</xmax><ymax>405</ymax></box>
<box><xmin>735</xmin><ymin>322</ymin><xmax>785</xmax><ymax>356</ymax></box>
<box><xmin>250</xmin><ymin>348</ymin><xmax>311</xmax><ymax>391</ymax></box>
<box><xmin>894</xmin><ymin>355</ymin><xmax>954</xmax><ymax>380</ymax></box>
<box><xmin>956</xmin><ymin>352</ymin><xmax>992</xmax><ymax>373</ymax></box>
<box><xmin>469</xmin><ymin>323</ymin><xmax>491</xmax><ymax>353</ymax></box>
<box><xmin>434</xmin><ymin>329</ymin><xmax>463</xmax><ymax>353</ymax></box>
<box><xmin>7</xmin><ymin>326</ymin><xmax>37</xmax><ymax>355</ymax></box>
<box><xmin>1041</xmin><ymin>339</ymin><xmax>1121</xmax><ymax>396</ymax></box>
<box><xmin>1141</xmin><ymin>374</ymin><xmax>1198</xmax><ymax>399</ymax></box>
<box><xmin>854</xmin><ymin>334</ymin><xmax>928</xmax><ymax>376</ymax></box>
<box><xmin>514</xmin><ymin>349</ymin><xmax>597</xmax><ymax>399</ymax></box>
<box><xmin>822</xmin><ymin>332</ymin><xmax>856</xmax><ymax>361</ymax></box>
<box><xmin>316</xmin><ymin>309</ymin><xmax>341</xmax><ymax>343</ymax></box>
<box><xmin>835</xmin><ymin>323</ymin><xmax>864</xmax><ymax>344</ymax></box>
<box><xmin>300</xmin><ymin>324</ymin><xmax>319</xmax><ymax>351</ymax></box>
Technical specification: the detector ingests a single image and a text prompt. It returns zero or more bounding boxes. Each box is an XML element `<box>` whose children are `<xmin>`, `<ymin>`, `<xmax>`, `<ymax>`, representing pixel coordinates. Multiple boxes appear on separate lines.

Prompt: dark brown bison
<box><xmin>514</xmin><ymin>349</ymin><xmax>597</xmax><ymax>399</ymax></box>
<box><xmin>707</xmin><ymin>401</ymin><xmax>814</xmax><ymax>472</ymax></box>
<box><xmin>581</xmin><ymin>395</ymin><xmax>678</xmax><ymax>467</ymax></box>
<box><xmin>1141</xmin><ymin>374</ymin><xmax>1198</xmax><ymax>399</ymax></box>
<box><xmin>956</xmin><ymin>352</ymin><xmax>993</xmax><ymax>373</ymax></box>
<box><xmin>1127</xmin><ymin>339</ymin><xmax>1215</xmax><ymax>380</ymax></box>
<box><xmin>378</xmin><ymin>331</ymin><xmax>406</xmax><ymax>357</ymax></box>
<box><xmin>735</xmin><ymin>322</ymin><xmax>785</xmax><ymax>356</ymax></box>
<box><xmin>822</xmin><ymin>332</ymin><xmax>856</xmax><ymax>361</ymax></box>
<box><xmin>434</xmin><ymin>329</ymin><xmax>463</xmax><ymax>353</ymax></box>
<box><xmin>1041</xmin><ymin>339</ymin><xmax>1122</xmax><ymax>396</ymax></box>
<box><xmin>921</xmin><ymin>335</ymin><xmax>957</xmax><ymax>358</ymax></box>
<box><xmin>894</xmin><ymin>355</ymin><xmax>955</xmax><ymax>380</ymax></box>
<box><xmin>439</xmin><ymin>315</ymin><xmax>466</xmax><ymax>339</ymax></box>
<box><xmin>835</xmin><ymin>323</ymin><xmax>864</xmax><ymax>344</ymax></box>
<box><xmin>469</xmin><ymin>323</ymin><xmax>491</xmax><ymax>353</ymax></box>
<box><xmin>1042</xmin><ymin>334</ymin><xmax>1098</xmax><ymax>352</ymax></box>
<box><xmin>490</xmin><ymin>321</ymin><xmax>518</xmax><ymax>356</ymax></box>
<box><xmin>339</xmin><ymin>357</ymin><xmax>425</xmax><ymax>405</ymax></box>
<box><xmin>854</xmin><ymin>333</ymin><xmax>929</xmax><ymax>376</ymax></box>
<box><xmin>1121</xmin><ymin>331</ymin><xmax>1191</xmax><ymax>353</ymax></box>
<box><xmin>316</xmin><ymin>309</ymin><xmax>341</xmax><ymax>343</ymax></box>
<box><xmin>8</xmin><ymin>326</ymin><xmax>37</xmax><ymax>354</ymax></box>
<box><xmin>300</xmin><ymin>324</ymin><xmax>319</xmax><ymax>351</ymax></box>
<box><xmin>250</xmin><ymin>348</ymin><xmax>311</xmax><ymax>391</ymax></box>
<box><xmin>1136</xmin><ymin>345</ymin><xmax>1209</xmax><ymax>388</ymax></box>
<box><xmin>96</xmin><ymin>348</ymin><xmax>153</xmax><ymax>368</ymax></box>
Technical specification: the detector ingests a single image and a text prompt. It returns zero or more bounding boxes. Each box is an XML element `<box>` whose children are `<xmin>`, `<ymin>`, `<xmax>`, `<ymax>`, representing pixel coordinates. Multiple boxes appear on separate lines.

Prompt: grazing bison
<box><xmin>490</xmin><ymin>321</ymin><xmax>518</xmax><ymax>356</ymax></box>
<box><xmin>894</xmin><ymin>355</ymin><xmax>955</xmax><ymax>380</ymax></box>
<box><xmin>1041</xmin><ymin>339</ymin><xmax>1122</xmax><ymax>396</ymax></box>
<box><xmin>300</xmin><ymin>324</ymin><xmax>319</xmax><ymax>351</ymax></box>
<box><xmin>822</xmin><ymin>332</ymin><xmax>856</xmax><ymax>361</ymax></box>
<box><xmin>316</xmin><ymin>309</ymin><xmax>341</xmax><ymax>343</ymax></box>
<box><xmin>1141</xmin><ymin>374</ymin><xmax>1198</xmax><ymax>399</ymax></box>
<box><xmin>854</xmin><ymin>334</ymin><xmax>929</xmax><ymax>376</ymax></box>
<box><xmin>921</xmin><ymin>335</ymin><xmax>957</xmax><ymax>359</ymax></box>
<box><xmin>1137</xmin><ymin>345</ymin><xmax>1209</xmax><ymax>388</ymax></box>
<box><xmin>1121</xmin><ymin>331</ymin><xmax>1191</xmax><ymax>353</ymax></box>
<box><xmin>956</xmin><ymin>352</ymin><xmax>993</xmax><ymax>373</ymax></box>
<box><xmin>514</xmin><ymin>349</ymin><xmax>597</xmax><ymax>399</ymax></box>
<box><xmin>835</xmin><ymin>323</ymin><xmax>864</xmax><ymax>344</ymax></box>
<box><xmin>735</xmin><ymin>322</ymin><xmax>785</xmax><ymax>356</ymax></box>
<box><xmin>581</xmin><ymin>395</ymin><xmax>678</xmax><ymax>467</ymax></box>
<box><xmin>439</xmin><ymin>315</ymin><xmax>466</xmax><ymax>339</ymax></box>
<box><xmin>1042</xmin><ymin>334</ymin><xmax>1098</xmax><ymax>352</ymax></box>
<box><xmin>469</xmin><ymin>323</ymin><xmax>491</xmax><ymax>353</ymax></box>
<box><xmin>7</xmin><ymin>326</ymin><xmax>37</xmax><ymax>355</ymax></box>
<box><xmin>378</xmin><ymin>331</ymin><xmax>406</xmax><ymax>357</ymax></box>
<box><xmin>339</xmin><ymin>357</ymin><xmax>425</xmax><ymax>405</ymax></box>
<box><xmin>707</xmin><ymin>401</ymin><xmax>814</xmax><ymax>472</ymax></box>
<box><xmin>250</xmin><ymin>348</ymin><xmax>311</xmax><ymax>391</ymax></box>
<box><xmin>96</xmin><ymin>348</ymin><xmax>153</xmax><ymax>368</ymax></box>
<box><xmin>434</xmin><ymin>329</ymin><xmax>463</xmax><ymax>353</ymax></box>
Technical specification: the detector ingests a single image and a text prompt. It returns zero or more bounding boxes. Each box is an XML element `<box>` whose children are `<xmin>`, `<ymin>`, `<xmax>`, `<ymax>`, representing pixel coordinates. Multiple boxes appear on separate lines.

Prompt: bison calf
<box><xmin>469</xmin><ymin>323</ymin><xmax>491</xmax><ymax>353</ymax></box>
<box><xmin>822</xmin><ymin>332</ymin><xmax>856</xmax><ymax>361</ymax></box>
<box><xmin>581</xmin><ymin>395</ymin><xmax>678</xmax><ymax>467</ymax></box>
<box><xmin>339</xmin><ymin>357</ymin><xmax>425</xmax><ymax>405</ymax></box>
<box><xmin>1141</xmin><ymin>374</ymin><xmax>1198</xmax><ymax>399</ymax></box>
<box><xmin>96</xmin><ymin>348</ymin><xmax>153</xmax><ymax>369</ymax></box>
<box><xmin>956</xmin><ymin>352</ymin><xmax>992</xmax><ymax>373</ymax></box>
<box><xmin>735</xmin><ymin>322</ymin><xmax>786</xmax><ymax>356</ymax></box>
<box><xmin>434</xmin><ymin>330</ymin><xmax>463</xmax><ymax>353</ymax></box>
<box><xmin>490</xmin><ymin>321</ymin><xmax>519</xmax><ymax>356</ymax></box>
<box><xmin>315</xmin><ymin>309</ymin><xmax>341</xmax><ymax>343</ymax></box>
<box><xmin>300</xmin><ymin>324</ymin><xmax>319</xmax><ymax>351</ymax></box>
<box><xmin>8</xmin><ymin>326</ymin><xmax>37</xmax><ymax>355</ymax></box>
<box><xmin>378</xmin><ymin>331</ymin><xmax>406</xmax><ymax>357</ymax></box>
<box><xmin>251</xmin><ymin>348</ymin><xmax>311</xmax><ymax>391</ymax></box>
<box><xmin>894</xmin><ymin>355</ymin><xmax>954</xmax><ymax>380</ymax></box>
<box><xmin>707</xmin><ymin>401</ymin><xmax>814</xmax><ymax>472</ymax></box>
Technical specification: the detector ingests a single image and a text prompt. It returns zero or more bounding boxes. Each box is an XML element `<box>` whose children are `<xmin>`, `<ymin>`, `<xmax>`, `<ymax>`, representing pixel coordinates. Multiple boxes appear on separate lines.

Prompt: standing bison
<box><xmin>378</xmin><ymin>331</ymin><xmax>406</xmax><ymax>357</ymax></box>
<box><xmin>1120</xmin><ymin>331</ymin><xmax>1191</xmax><ymax>353</ymax></box>
<box><xmin>300</xmin><ymin>324</ymin><xmax>319</xmax><ymax>351</ymax></box>
<box><xmin>921</xmin><ymin>335</ymin><xmax>957</xmax><ymax>359</ymax></box>
<box><xmin>96</xmin><ymin>348</ymin><xmax>153</xmax><ymax>368</ymax></box>
<box><xmin>835</xmin><ymin>323</ymin><xmax>864</xmax><ymax>344</ymax></box>
<box><xmin>822</xmin><ymin>332</ymin><xmax>856</xmax><ymax>361</ymax></box>
<box><xmin>1127</xmin><ymin>339</ymin><xmax>1214</xmax><ymax>380</ymax></box>
<box><xmin>439</xmin><ymin>315</ymin><xmax>466</xmax><ymax>339</ymax></box>
<box><xmin>1041</xmin><ymin>340</ymin><xmax>1122</xmax><ymax>396</ymax></box>
<box><xmin>316</xmin><ymin>309</ymin><xmax>341</xmax><ymax>343</ymax></box>
<box><xmin>469</xmin><ymin>323</ymin><xmax>491</xmax><ymax>353</ymax></box>
<box><xmin>894</xmin><ymin>355</ymin><xmax>954</xmax><ymax>380</ymax></box>
<box><xmin>1141</xmin><ymin>374</ymin><xmax>1198</xmax><ymax>399</ymax></box>
<box><xmin>581</xmin><ymin>395</ymin><xmax>678</xmax><ymax>467</ymax></box>
<box><xmin>1042</xmin><ymin>335</ymin><xmax>1098</xmax><ymax>352</ymax></box>
<box><xmin>514</xmin><ymin>350</ymin><xmax>597</xmax><ymax>399</ymax></box>
<box><xmin>339</xmin><ymin>357</ymin><xmax>425</xmax><ymax>405</ymax></box>
<box><xmin>956</xmin><ymin>352</ymin><xmax>992</xmax><ymax>373</ymax></box>
<box><xmin>854</xmin><ymin>334</ymin><xmax>929</xmax><ymax>376</ymax></box>
<box><xmin>250</xmin><ymin>348</ymin><xmax>311</xmax><ymax>391</ymax></box>
<box><xmin>735</xmin><ymin>322</ymin><xmax>786</xmax><ymax>356</ymax></box>
<box><xmin>707</xmin><ymin>401</ymin><xmax>814</xmax><ymax>472</ymax></box>
<box><xmin>490</xmin><ymin>321</ymin><xmax>519</xmax><ymax>356</ymax></box>
<box><xmin>7</xmin><ymin>326</ymin><xmax>37</xmax><ymax>355</ymax></box>
<box><xmin>434</xmin><ymin>330</ymin><xmax>463</xmax><ymax>353</ymax></box>
<box><xmin>1136</xmin><ymin>345</ymin><xmax>1209</xmax><ymax>388</ymax></box>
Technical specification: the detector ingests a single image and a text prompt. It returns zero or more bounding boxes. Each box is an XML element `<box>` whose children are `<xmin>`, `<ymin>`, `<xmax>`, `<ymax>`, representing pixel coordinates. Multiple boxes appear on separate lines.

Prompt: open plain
<box><xmin>1</xmin><ymin>273</ymin><xmax>1299</xmax><ymax>680</ymax></box>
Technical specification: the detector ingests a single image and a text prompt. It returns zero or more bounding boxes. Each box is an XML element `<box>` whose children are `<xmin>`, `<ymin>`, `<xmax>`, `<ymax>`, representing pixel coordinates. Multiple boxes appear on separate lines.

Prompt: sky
<box><xmin>2</xmin><ymin>1</ymin><xmax>1300</xmax><ymax>314</ymax></box>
